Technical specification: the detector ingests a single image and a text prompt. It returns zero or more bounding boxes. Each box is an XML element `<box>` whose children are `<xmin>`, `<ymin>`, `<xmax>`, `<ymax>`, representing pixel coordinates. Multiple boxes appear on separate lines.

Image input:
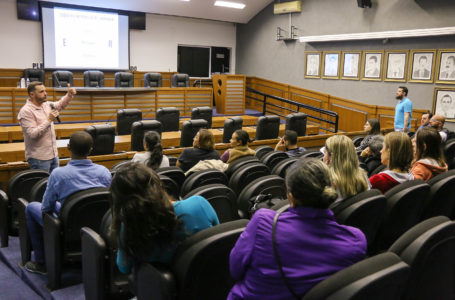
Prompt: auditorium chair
<box><xmin>0</xmin><ymin>169</ymin><xmax>49</xmax><ymax>247</ymax></box>
<box><xmin>236</xmin><ymin>175</ymin><xmax>286</xmax><ymax>218</ymax></box>
<box><xmin>159</xmin><ymin>175</ymin><xmax>179</xmax><ymax>200</ymax></box>
<box><xmin>224</xmin><ymin>156</ymin><xmax>260</xmax><ymax>179</ymax></box>
<box><xmin>183</xmin><ymin>184</ymin><xmax>239</xmax><ymax>223</ymax></box>
<box><xmin>144</xmin><ymin>73</ymin><xmax>162</xmax><ymax>88</ymax></box>
<box><xmin>260</xmin><ymin>151</ymin><xmax>289</xmax><ymax>170</ymax></box>
<box><xmin>300</xmin><ymin>150</ymin><xmax>323</xmax><ymax>159</ymax></box>
<box><xmin>52</xmin><ymin>70</ymin><xmax>74</xmax><ymax>87</ymax></box>
<box><xmin>134</xmin><ymin>219</ymin><xmax>249</xmax><ymax>300</ymax></box>
<box><xmin>302</xmin><ymin>252</ymin><xmax>410</xmax><ymax>300</ymax></box>
<box><xmin>180</xmin><ymin>119</ymin><xmax>208</xmax><ymax>147</ymax></box>
<box><xmin>370</xmin><ymin>164</ymin><xmax>387</xmax><ymax>176</ymax></box>
<box><xmin>171</xmin><ymin>73</ymin><xmax>190</xmax><ymax>87</ymax></box>
<box><xmin>228</xmin><ymin>162</ymin><xmax>270</xmax><ymax>197</ymax></box>
<box><xmin>109</xmin><ymin>161</ymin><xmax>131</xmax><ymax>175</ymax></box>
<box><xmin>180</xmin><ymin>169</ymin><xmax>228</xmax><ymax>198</ymax></box>
<box><xmin>372</xmin><ymin>180</ymin><xmax>430</xmax><ymax>253</ymax></box>
<box><xmin>168</xmin><ymin>157</ymin><xmax>178</xmax><ymax>166</ymax></box>
<box><xmin>444</xmin><ymin>139</ymin><xmax>455</xmax><ymax>169</ymax></box>
<box><xmin>330</xmin><ymin>189</ymin><xmax>387</xmax><ymax>252</ymax></box>
<box><xmin>352</xmin><ymin>136</ymin><xmax>364</xmax><ymax>147</ymax></box>
<box><xmin>130</xmin><ymin>120</ymin><xmax>163</xmax><ymax>151</ymax></box>
<box><xmin>156</xmin><ymin>107</ymin><xmax>180</xmax><ymax>132</ymax></box>
<box><xmin>421</xmin><ymin>170</ymin><xmax>455</xmax><ymax>220</ymax></box>
<box><xmin>17</xmin><ymin>178</ymin><xmax>48</xmax><ymax>264</ymax></box>
<box><xmin>156</xmin><ymin>167</ymin><xmax>186</xmax><ymax>196</ymax></box>
<box><xmin>83</xmin><ymin>70</ymin><xmax>105</xmax><ymax>87</ymax></box>
<box><xmin>254</xmin><ymin>146</ymin><xmax>274</xmax><ymax>160</ymax></box>
<box><xmin>191</xmin><ymin>106</ymin><xmax>212</xmax><ymax>128</ymax></box>
<box><xmin>44</xmin><ymin>187</ymin><xmax>110</xmax><ymax>290</ymax></box>
<box><xmin>271</xmin><ymin>157</ymin><xmax>299</xmax><ymax>178</ymax></box>
<box><xmin>116</xmin><ymin>108</ymin><xmax>142</xmax><ymax>135</ymax></box>
<box><xmin>389</xmin><ymin>216</ymin><xmax>455</xmax><ymax>300</ymax></box>
<box><xmin>85</xmin><ymin>124</ymin><xmax>115</xmax><ymax>155</ymax></box>
<box><xmin>23</xmin><ymin>68</ymin><xmax>45</xmax><ymax>83</ymax></box>
<box><xmin>285</xmin><ymin>112</ymin><xmax>307</xmax><ymax>136</ymax></box>
<box><xmin>222</xmin><ymin>116</ymin><xmax>243</xmax><ymax>143</ymax></box>
<box><xmin>255</xmin><ymin>115</ymin><xmax>280</xmax><ymax>140</ymax></box>
<box><xmin>114</xmin><ymin>72</ymin><xmax>134</xmax><ymax>88</ymax></box>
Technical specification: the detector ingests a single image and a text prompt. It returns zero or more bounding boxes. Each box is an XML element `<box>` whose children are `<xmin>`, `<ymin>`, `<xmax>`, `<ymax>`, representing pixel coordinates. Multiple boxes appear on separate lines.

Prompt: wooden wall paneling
<box><xmin>92</xmin><ymin>93</ymin><xmax>125</xmax><ymax>120</ymax></box>
<box><xmin>157</xmin><ymin>88</ymin><xmax>186</xmax><ymax>116</ymax></box>
<box><xmin>185</xmin><ymin>88</ymin><xmax>213</xmax><ymax>116</ymax></box>
<box><xmin>12</xmin><ymin>89</ymin><xmax>29</xmax><ymax>123</ymax></box>
<box><xmin>0</xmin><ymin>89</ymin><xmax>14</xmax><ymax>124</ymax></box>
<box><xmin>0</xmin><ymin>69</ymin><xmax>23</xmax><ymax>87</ymax></box>
<box><xmin>328</xmin><ymin>95</ymin><xmax>375</xmax><ymax>132</ymax></box>
<box><xmin>126</xmin><ymin>91</ymin><xmax>157</xmax><ymax>118</ymax></box>
<box><xmin>225</xmin><ymin>75</ymin><xmax>246</xmax><ymax>114</ymax></box>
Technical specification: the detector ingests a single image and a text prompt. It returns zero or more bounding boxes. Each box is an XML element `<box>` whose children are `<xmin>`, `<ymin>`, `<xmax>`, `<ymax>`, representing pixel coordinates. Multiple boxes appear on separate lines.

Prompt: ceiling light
<box><xmin>179</xmin><ymin>0</ymin><xmax>190</xmax><ymax>2</ymax></box>
<box><xmin>214</xmin><ymin>1</ymin><xmax>246</xmax><ymax>9</ymax></box>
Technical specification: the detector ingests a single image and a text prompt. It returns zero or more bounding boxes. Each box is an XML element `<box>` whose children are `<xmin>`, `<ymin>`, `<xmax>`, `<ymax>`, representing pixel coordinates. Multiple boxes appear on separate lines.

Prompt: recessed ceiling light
<box><xmin>214</xmin><ymin>1</ymin><xmax>246</xmax><ymax>9</ymax></box>
<box><xmin>179</xmin><ymin>0</ymin><xmax>190</xmax><ymax>2</ymax></box>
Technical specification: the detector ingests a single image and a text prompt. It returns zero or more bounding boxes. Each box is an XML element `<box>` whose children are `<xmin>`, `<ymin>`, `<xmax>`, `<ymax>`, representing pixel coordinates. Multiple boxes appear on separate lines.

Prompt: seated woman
<box><xmin>177</xmin><ymin>129</ymin><xmax>220</xmax><ymax>172</ymax></box>
<box><xmin>359</xmin><ymin>135</ymin><xmax>384</xmax><ymax>176</ymax></box>
<box><xmin>411</xmin><ymin>127</ymin><xmax>447</xmax><ymax>181</ymax></box>
<box><xmin>132</xmin><ymin>131</ymin><xmax>169</xmax><ymax>170</ymax></box>
<box><xmin>228</xmin><ymin>158</ymin><xmax>366</xmax><ymax>299</ymax></box>
<box><xmin>369</xmin><ymin>132</ymin><xmax>414</xmax><ymax>193</ymax></box>
<box><xmin>220</xmin><ymin>130</ymin><xmax>256</xmax><ymax>164</ymax></box>
<box><xmin>110</xmin><ymin>162</ymin><xmax>220</xmax><ymax>274</ymax></box>
<box><xmin>356</xmin><ymin>118</ymin><xmax>381</xmax><ymax>151</ymax></box>
<box><xmin>323</xmin><ymin>135</ymin><xmax>369</xmax><ymax>205</ymax></box>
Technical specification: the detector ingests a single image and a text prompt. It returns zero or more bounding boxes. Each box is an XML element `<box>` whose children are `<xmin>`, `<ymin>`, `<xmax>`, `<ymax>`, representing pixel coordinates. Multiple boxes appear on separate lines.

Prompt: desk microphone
<box><xmin>49</xmin><ymin>103</ymin><xmax>61</xmax><ymax>123</ymax></box>
<box><xmin>54</xmin><ymin>75</ymin><xmax>61</xmax><ymax>88</ymax></box>
<box><xmin>106</xmin><ymin>109</ymin><xmax>118</xmax><ymax>126</ymax></box>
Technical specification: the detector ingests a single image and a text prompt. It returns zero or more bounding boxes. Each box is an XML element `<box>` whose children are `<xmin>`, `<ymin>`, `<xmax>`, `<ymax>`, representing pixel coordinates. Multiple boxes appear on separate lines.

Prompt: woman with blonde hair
<box><xmin>323</xmin><ymin>135</ymin><xmax>369</xmax><ymax>202</ymax></box>
<box><xmin>369</xmin><ymin>131</ymin><xmax>414</xmax><ymax>193</ymax></box>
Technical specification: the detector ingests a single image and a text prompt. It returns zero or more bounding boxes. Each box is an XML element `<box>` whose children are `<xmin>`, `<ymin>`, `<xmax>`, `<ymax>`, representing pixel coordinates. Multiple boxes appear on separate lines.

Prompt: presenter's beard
<box><xmin>395</xmin><ymin>95</ymin><xmax>403</xmax><ymax>100</ymax></box>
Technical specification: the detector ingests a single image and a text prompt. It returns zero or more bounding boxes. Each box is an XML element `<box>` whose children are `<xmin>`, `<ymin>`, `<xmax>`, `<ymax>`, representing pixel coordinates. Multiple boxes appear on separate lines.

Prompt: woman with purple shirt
<box><xmin>228</xmin><ymin>158</ymin><xmax>367</xmax><ymax>299</ymax></box>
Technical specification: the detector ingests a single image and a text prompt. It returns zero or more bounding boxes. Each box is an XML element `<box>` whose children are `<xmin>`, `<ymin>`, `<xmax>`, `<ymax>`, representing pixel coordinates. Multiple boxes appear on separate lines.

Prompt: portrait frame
<box><xmin>304</xmin><ymin>52</ymin><xmax>321</xmax><ymax>79</ymax></box>
<box><xmin>341</xmin><ymin>51</ymin><xmax>361</xmax><ymax>80</ymax></box>
<box><xmin>435</xmin><ymin>49</ymin><xmax>455</xmax><ymax>84</ymax></box>
<box><xmin>433</xmin><ymin>87</ymin><xmax>455</xmax><ymax>122</ymax></box>
<box><xmin>361</xmin><ymin>50</ymin><xmax>383</xmax><ymax>81</ymax></box>
<box><xmin>322</xmin><ymin>51</ymin><xmax>340</xmax><ymax>79</ymax></box>
<box><xmin>408</xmin><ymin>49</ymin><xmax>436</xmax><ymax>83</ymax></box>
<box><xmin>384</xmin><ymin>50</ymin><xmax>409</xmax><ymax>82</ymax></box>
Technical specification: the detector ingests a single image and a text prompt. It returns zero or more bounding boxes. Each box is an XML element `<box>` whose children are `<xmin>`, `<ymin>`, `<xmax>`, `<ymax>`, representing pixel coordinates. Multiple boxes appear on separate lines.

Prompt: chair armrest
<box><xmin>81</xmin><ymin>227</ymin><xmax>107</xmax><ymax>300</ymax></box>
<box><xmin>17</xmin><ymin>197</ymin><xmax>31</xmax><ymax>264</ymax></box>
<box><xmin>0</xmin><ymin>193</ymin><xmax>9</xmax><ymax>247</ymax></box>
<box><xmin>43</xmin><ymin>212</ymin><xmax>62</xmax><ymax>290</ymax></box>
<box><xmin>133</xmin><ymin>263</ymin><xmax>176</xmax><ymax>300</ymax></box>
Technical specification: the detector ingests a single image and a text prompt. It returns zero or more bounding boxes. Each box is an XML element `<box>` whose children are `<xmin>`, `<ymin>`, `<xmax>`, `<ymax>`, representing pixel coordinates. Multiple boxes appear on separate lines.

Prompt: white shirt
<box><xmin>132</xmin><ymin>152</ymin><xmax>170</xmax><ymax>169</ymax></box>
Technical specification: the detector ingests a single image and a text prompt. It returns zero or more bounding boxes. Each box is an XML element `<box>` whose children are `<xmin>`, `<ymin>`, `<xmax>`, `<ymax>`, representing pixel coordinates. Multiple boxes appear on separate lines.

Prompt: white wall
<box><xmin>0</xmin><ymin>0</ymin><xmax>237</xmax><ymax>73</ymax></box>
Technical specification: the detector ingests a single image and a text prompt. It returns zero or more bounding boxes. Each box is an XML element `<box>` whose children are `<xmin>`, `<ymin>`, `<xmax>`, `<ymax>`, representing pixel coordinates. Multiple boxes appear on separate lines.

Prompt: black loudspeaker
<box><xmin>129</xmin><ymin>11</ymin><xmax>146</xmax><ymax>30</ymax></box>
<box><xmin>357</xmin><ymin>0</ymin><xmax>372</xmax><ymax>8</ymax></box>
<box><xmin>17</xmin><ymin>0</ymin><xmax>39</xmax><ymax>21</ymax></box>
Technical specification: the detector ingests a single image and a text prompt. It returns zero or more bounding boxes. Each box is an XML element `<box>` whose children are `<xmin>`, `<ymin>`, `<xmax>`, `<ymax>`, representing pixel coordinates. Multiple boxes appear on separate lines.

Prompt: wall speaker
<box><xmin>357</xmin><ymin>0</ymin><xmax>372</xmax><ymax>8</ymax></box>
<box><xmin>17</xmin><ymin>0</ymin><xmax>39</xmax><ymax>21</ymax></box>
<box><xmin>129</xmin><ymin>11</ymin><xmax>146</xmax><ymax>30</ymax></box>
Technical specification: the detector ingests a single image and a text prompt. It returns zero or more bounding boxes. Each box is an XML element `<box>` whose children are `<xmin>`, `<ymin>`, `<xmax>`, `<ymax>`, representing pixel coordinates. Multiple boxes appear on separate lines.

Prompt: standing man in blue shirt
<box><xmin>24</xmin><ymin>131</ymin><xmax>112</xmax><ymax>275</ymax></box>
<box><xmin>394</xmin><ymin>86</ymin><xmax>412</xmax><ymax>132</ymax></box>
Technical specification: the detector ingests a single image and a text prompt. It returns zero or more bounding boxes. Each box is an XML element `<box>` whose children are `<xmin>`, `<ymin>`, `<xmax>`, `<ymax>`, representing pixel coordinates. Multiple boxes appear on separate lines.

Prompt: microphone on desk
<box><xmin>49</xmin><ymin>102</ymin><xmax>61</xmax><ymax>123</ymax></box>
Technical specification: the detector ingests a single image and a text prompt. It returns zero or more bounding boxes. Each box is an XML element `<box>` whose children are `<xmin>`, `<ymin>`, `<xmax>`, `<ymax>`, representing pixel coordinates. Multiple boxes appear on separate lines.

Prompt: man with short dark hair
<box><xmin>24</xmin><ymin>131</ymin><xmax>111</xmax><ymax>275</ymax></box>
<box><xmin>413</xmin><ymin>56</ymin><xmax>430</xmax><ymax>79</ymax></box>
<box><xmin>275</xmin><ymin>130</ymin><xmax>306</xmax><ymax>157</ymax></box>
<box><xmin>18</xmin><ymin>81</ymin><xmax>76</xmax><ymax>173</ymax></box>
<box><xmin>417</xmin><ymin>111</ymin><xmax>432</xmax><ymax>131</ymax></box>
<box><xmin>394</xmin><ymin>86</ymin><xmax>412</xmax><ymax>132</ymax></box>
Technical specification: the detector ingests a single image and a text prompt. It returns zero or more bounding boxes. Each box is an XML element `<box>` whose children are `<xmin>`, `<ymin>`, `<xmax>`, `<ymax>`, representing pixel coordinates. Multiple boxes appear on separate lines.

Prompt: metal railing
<box><xmin>246</xmin><ymin>87</ymin><xmax>338</xmax><ymax>133</ymax></box>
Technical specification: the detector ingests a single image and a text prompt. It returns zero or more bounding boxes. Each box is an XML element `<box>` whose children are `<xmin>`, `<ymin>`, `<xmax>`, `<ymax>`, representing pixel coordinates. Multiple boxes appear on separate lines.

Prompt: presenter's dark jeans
<box><xmin>28</xmin><ymin>157</ymin><xmax>59</xmax><ymax>173</ymax></box>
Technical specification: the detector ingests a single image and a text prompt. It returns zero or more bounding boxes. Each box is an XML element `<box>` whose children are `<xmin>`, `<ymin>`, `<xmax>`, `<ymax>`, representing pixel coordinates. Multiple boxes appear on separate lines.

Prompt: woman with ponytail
<box><xmin>228</xmin><ymin>158</ymin><xmax>366</xmax><ymax>299</ymax></box>
<box><xmin>132</xmin><ymin>131</ymin><xmax>169</xmax><ymax>170</ymax></box>
<box><xmin>110</xmin><ymin>162</ymin><xmax>219</xmax><ymax>274</ymax></box>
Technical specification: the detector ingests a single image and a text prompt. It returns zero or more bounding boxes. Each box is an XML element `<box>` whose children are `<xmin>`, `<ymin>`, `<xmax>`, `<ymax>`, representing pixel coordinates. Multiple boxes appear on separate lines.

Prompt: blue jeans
<box><xmin>26</xmin><ymin>202</ymin><xmax>61</xmax><ymax>263</ymax></box>
<box><xmin>27</xmin><ymin>157</ymin><xmax>59</xmax><ymax>173</ymax></box>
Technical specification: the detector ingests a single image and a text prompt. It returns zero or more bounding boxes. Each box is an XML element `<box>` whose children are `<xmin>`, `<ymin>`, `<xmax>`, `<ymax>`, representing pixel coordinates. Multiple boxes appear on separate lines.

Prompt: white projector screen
<box><xmin>42</xmin><ymin>4</ymin><xmax>129</xmax><ymax>70</ymax></box>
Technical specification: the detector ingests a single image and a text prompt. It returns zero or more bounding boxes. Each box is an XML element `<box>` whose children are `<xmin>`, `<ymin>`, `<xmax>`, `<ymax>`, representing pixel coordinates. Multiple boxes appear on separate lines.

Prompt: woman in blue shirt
<box><xmin>110</xmin><ymin>162</ymin><xmax>220</xmax><ymax>274</ymax></box>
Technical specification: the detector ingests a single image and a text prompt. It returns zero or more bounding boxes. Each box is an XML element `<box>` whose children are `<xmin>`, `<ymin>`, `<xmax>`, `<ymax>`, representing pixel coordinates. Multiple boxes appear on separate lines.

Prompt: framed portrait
<box><xmin>433</xmin><ymin>87</ymin><xmax>455</xmax><ymax>121</ymax></box>
<box><xmin>361</xmin><ymin>51</ymin><xmax>383</xmax><ymax>81</ymax></box>
<box><xmin>341</xmin><ymin>51</ymin><xmax>361</xmax><ymax>80</ymax></box>
<box><xmin>384</xmin><ymin>50</ymin><xmax>408</xmax><ymax>82</ymax></box>
<box><xmin>304</xmin><ymin>52</ymin><xmax>321</xmax><ymax>79</ymax></box>
<box><xmin>436</xmin><ymin>49</ymin><xmax>455</xmax><ymax>84</ymax></box>
<box><xmin>408</xmin><ymin>50</ymin><xmax>436</xmax><ymax>83</ymax></box>
<box><xmin>322</xmin><ymin>51</ymin><xmax>340</xmax><ymax>79</ymax></box>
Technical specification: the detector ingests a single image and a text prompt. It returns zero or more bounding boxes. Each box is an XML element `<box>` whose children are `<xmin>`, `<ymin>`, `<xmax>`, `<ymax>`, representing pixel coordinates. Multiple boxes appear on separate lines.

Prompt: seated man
<box><xmin>417</xmin><ymin>111</ymin><xmax>432</xmax><ymax>131</ymax></box>
<box><xmin>24</xmin><ymin>131</ymin><xmax>112</xmax><ymax>274</ymax></box>
<box><xmin>274</xmin><ymin>130</ymin><xmax>306</xmax><ymax>157</ymax></box>
<box><xmin>430</xmin><ymin>115</ymin><xmax>448</xmax><ymax>143</ymax></box>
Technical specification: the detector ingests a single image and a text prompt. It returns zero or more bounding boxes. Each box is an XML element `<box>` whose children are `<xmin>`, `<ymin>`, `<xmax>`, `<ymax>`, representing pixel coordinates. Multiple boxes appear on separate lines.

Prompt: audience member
<box><xmin>220</xmin><ymin>130</ymin><xmax>255</xmax><ymax>164</ymax></box>
<box><xmin>132</xmin><ymin>131</ymin><xmax>169</xmax><ymax>170</ymax></box>
<box><xmin>417</xmin><ymin>111</ymin><xmax>432</xmax><ymax>131</ymax></box>
<box><xmin>323</xmin><ymin>135</ymin><xmax>369</xmax><ymax>204</ymax></box>
<box><xmin>359</xmin><ymin>135</ymin><xmax>384</xmax><ymax>175</ymax></box>
<box><xmin>356</xmin><ymin>118</ymin><xmax>381</xmax><ymax>151</ymax></box>
<box><xmin>369</xmin><ymin>132</ymin><xmax>414</xmax><ymax>193</ymax></box>
<box><xmin>24</xmin><ymin>131</ymin><xmax>111</xmax><ymax>274</ymax></box>
<box><xmin>430</xmin><ymin>115</ymin><xmax>448</xmax><ymax>143</ymax></box>
<box><xmin>411</xmin><ymin>127</ymin><xmax>447</xmax><ymax>181</ymax></box>
<box><xmin>110</xmin><ymin>162</ymin><xmax>219</xmax><ymax>274</ymax></box>
<box><xmin>274</xmin><ymin>130</ymin><xmax>305</xmax><ymax>157</ymax></box>
<box><xmin>177</xmin><ymin>129</ymin><xmax>220</xmax><ymax>172</ymax></box>
<box><xmin>228</xmin><ymin>158</ymin><xmax>366</xmax><ymax>299</ymax></box>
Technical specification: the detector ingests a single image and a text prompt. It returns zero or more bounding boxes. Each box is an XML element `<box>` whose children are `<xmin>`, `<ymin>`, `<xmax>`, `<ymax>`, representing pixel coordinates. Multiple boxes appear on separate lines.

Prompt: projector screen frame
<box><xmin>40</xmin><ymin>1</ymin><xmax>131</xmax><ymax>72</ymax></box>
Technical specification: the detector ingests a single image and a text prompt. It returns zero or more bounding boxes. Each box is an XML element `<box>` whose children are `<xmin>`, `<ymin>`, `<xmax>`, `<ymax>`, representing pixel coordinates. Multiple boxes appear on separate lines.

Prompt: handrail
<box><xmin>193</xmin><ymin>79</ymin><xmax>213</xmax><ymax>87</ymax></box>
<box><xmin>246</xmin><ymin>87</ymin><xmax>338</xmax><ymax>133</ymax></box>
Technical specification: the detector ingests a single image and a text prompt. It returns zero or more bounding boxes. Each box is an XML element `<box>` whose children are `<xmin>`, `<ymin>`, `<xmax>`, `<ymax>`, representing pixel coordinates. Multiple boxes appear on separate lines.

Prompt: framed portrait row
<box><xmin>304</xmin><ymin>49</ymin><xmax>455</xmax><ymax>84</ymax></box>
<box><xmin>433</xmin><ymin>87</ymin><xmax>455</xmax><ymax>122</ymax></box>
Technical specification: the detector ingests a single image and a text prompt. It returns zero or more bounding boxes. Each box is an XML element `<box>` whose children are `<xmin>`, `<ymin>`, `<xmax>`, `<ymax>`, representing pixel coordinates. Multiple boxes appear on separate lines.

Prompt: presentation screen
<box><xmin>41</xmin><ymin>3</ymin><xmax>129</xmax><ymax>70</ymax></box>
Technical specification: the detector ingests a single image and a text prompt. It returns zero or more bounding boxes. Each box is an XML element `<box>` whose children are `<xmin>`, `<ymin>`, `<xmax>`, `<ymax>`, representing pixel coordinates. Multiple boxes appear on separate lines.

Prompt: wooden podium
<box><xmin>212</xmin><ymin>74</ymin><xmax>245</xmax><ymax>114</ymax></box>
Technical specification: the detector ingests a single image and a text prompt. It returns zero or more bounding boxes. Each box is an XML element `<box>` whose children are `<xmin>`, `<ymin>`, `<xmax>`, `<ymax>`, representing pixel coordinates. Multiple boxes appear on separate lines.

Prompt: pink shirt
<box><xmin>17</xmin><ymin>94</ymin><xmax>72</xmax><ymax>160</ymax></box>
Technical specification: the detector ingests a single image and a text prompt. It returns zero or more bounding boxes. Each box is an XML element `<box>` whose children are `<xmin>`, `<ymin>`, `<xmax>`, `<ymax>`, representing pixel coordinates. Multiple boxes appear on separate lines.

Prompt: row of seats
<box><xmin>23</xmin><ymin>68</ymin><xmax>190</xmax><ymax>88</ymax></box>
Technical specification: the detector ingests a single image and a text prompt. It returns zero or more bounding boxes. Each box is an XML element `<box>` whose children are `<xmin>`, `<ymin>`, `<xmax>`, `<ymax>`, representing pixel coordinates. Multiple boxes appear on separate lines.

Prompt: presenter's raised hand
<box><xmin>67</xmin><ymin>83</ymin><xmax>77</xmax><ymax>96</ymax></box>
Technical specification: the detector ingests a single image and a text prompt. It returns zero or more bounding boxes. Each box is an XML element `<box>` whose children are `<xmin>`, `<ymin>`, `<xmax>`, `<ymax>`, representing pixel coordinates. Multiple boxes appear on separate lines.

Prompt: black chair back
<box><xmin>370</xmin><ymin>164</ymin><xmax>387</xmax><ymax>176</ymax></box>
<box><xmin>114</xmin><ymin>72</ymin><xmax>134</xmax><ymax>88</ymax></box>
<box><xmin>130</xmin><ymin>120</ymin><xmax>163</xmax><ymax>151</ymax></box>
<box><xmin>255</xmin><ymin>115</ymin><xmax>280</xmax><ymax>140</ymax></box>
<box><xmin>180</xmin><ymin>169</ymin><xmax>228</xmax><ymax>198</ymax></box>
<box><xmin>191</xmin><ymin>106</ymin><xmax>212</xmax><ymax>128</ymax></box>
<box><xmin>83</xmin><ymin>70</ymin><xmax>105</xmax><ymax>87</ymax></box>
<box><xmin>24</xmin><ymin>68</ymin><xmax>45</xmax><ymax>83</ymax></box>
<box><xmin>172</xmin><ymin>73</ymin><xmax>190</xmax><ymax>87</ymax></box>
<box><xmin>224</xmin><ymin>156</ymin><xmax>260</xmax><ymax>179</ymax></box>
<box><xmin>254</xmin><ymin>146</ymin><xmax>274</xmax><ymax>160</ymax></box>
<box><xmin>260</xmin><ymin>151</ymin><xmax>289</xmax><ymax>170</ymax></box>
<box><xmin>156</xmin><ymin>107</ymin><xmax>180</xmax><ymax>132</ymax></box>
<box><xmin>116</xmin><ymin>108</ymin><xmax>142</xmax><ymax>135</ymax></box>
<box><xmin>285</xmin><ymin>112</ymin><xmax>307</xmax><ymax>136</ymax></box>
<box><xmin>156</xmin><ymin>167</ymin><xmax>186</xmax><ymax>196</ymax></box>
<box><xmin>52</xmin><ymin>70</ymin><xmax>74</xmax><ymax>87</ymax></box>
<box><xmin>180</xmin><ymin>119</ymin><xmax>208</xmax><ymax>147</ymax></box>
<box><xmin>85</xmin><ymin>124</ymin><xmax>115</xmax><ymax>155</ymax></box>
<box><xmin>229</xmin><ymin>162</ymin><xmax>270</xmax><ymax>196</ymax></box>
<box><xmin>159</xmin><ymin>175</ymin><xmax>179</xmax><ymax>200</ymax></box>
<box><xmin>222</xmin><ymin>116</ymin><xmax>243</xmax><ymax>143</ymax></box>
<box><xmin>300</xmin><ymin>150</ymin><xmax>323</xmax><ymax>159</ymax></box>
<box><xmin>271</xmin><ymin>157</ymin><xmax>299</xmax><ymax>178</ymax></box>
<box><xmin>144</xmin><ymin>73</ymin><xmax>162</xmax><ymax>87</ymax></box>
<box><xmin>422</xmin><ymin>170</ymin><xmax>455</xmax><ymax>220</ymax></box>
<box><xmin>352</xmin><ymin>136</ymin><xmax>364</xmax><ymax>147</ymax></box>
